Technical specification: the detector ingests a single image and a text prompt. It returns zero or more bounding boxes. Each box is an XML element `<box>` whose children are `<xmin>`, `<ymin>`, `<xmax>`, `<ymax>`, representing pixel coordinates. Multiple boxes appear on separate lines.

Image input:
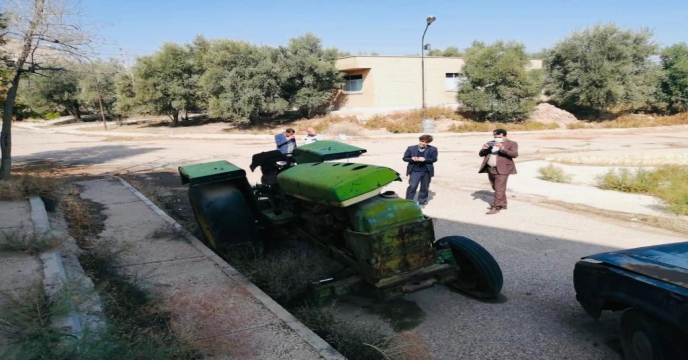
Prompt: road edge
<box><xmin>113</xmin><ymin>175</ymin><xmax>345</xmax><ymax>360</ymax></box>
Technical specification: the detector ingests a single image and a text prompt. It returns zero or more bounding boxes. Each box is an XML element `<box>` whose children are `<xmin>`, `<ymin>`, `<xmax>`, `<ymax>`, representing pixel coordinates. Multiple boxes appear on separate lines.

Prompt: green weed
<box><xmin>537</xmin><ymin>164</ymin><xmax>573</xmax><ymax>183</ymax></box>
<box><xmin>0</xmin><ymin>230</ymin><xmax>63</xmax><ymax>255</ymax></box>
<box><xmin>596</xmin><ymin>166</ymin><xmax>688</xmax><ymax>215</ymax></box>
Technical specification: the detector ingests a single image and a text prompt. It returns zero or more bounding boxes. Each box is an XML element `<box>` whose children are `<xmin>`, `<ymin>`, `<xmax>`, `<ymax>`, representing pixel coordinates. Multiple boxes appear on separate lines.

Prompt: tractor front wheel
<box><xmin>438</xmin><ymin>236</ymin><xmax>503</xmax><ymax>299</ymax></box>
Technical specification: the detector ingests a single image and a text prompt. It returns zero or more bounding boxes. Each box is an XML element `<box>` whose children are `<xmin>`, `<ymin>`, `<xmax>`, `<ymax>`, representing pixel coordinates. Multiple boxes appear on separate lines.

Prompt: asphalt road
<box><xmin>10</xmin><ymin>124</ymin><xmax>688</xmax><ymax>359</ymax></box>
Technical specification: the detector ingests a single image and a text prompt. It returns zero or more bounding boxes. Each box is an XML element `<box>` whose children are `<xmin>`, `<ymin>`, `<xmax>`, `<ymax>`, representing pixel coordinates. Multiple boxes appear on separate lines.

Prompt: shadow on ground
<box><xmin>123</xmin><ymin>169</ymin><xmax>639</xmax><ymax>359</ymax></box>
<box><xmin>14</xmin><ymin>145</ymin><xmax>164</xmax><ymax>171</ymax></box>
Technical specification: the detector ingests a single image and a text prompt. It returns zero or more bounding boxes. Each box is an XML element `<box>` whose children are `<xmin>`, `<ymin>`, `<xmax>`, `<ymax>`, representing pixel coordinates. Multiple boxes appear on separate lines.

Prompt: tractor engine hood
<box><xmin>293</xmin><ymin>140</ymin><xmax>367</xmax><ymax>163</ymax></box>
<box><xmin>277</xmin><ymin>162</ymin><xmax>401</xmax><ymax>207</ymax></box>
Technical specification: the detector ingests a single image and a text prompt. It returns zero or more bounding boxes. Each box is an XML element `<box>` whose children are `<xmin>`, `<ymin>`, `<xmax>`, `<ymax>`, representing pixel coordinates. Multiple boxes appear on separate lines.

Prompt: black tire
<box><xmin>188</xmin><ymin>183</ymin><xmax>258</xmax><ymax>252</ymax></box>
<box><xmin>438</xmin><ymin>236</ymin><xmax>503</xmax><ymax>299</ymax></box>
<box><xmin>620</xmin><ymin>309</ymin><xmax>686</xmax><ymax>360</ymax></box>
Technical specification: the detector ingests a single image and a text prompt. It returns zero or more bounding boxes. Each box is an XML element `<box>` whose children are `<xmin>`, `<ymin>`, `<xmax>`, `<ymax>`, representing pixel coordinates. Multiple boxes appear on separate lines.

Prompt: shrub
<box><xmin>457</xmin><ymin>41</ymin><xmax>539</xmax><ymax>121</ymax></box>
<box><xmin>44</xmin><ymin>112</ymin><xmax>62</xmax><ymax>120</ymax></box>
<box><xmin>0</xmin><ymin>173</ymin><xmax>62</xmax><ymax>201</ymax></box>
<box><xmin>537</xmin><ymin>164</ymin><xmax>573</xmax><ymax>183</ymax></box>
<box><xmin>596</xmin><ymin>166</ymin><xmax>688</xmax><ymax>215</ymax></box>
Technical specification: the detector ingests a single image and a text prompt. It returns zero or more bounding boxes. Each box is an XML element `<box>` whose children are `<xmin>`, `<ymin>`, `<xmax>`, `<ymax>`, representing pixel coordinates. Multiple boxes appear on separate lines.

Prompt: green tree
<box><xmin>544</xmin><ymin>24</ymin><xmax>659</xmax><ymax>116</ymax></box>
<box><xmin>428</xmin><ymin>46</ymin><xmax>463</xmax><ymax>57</ymax></box>
<box><xmin>21</xmin><ymin>63</ymin><xmax>83</xmax><ymax>119</ymax></box>
<box><xmin>131</xmin><ymin>42</ymin><xmax>200</xmax><ymax>126</ymax></box>
<box><xmin>457</xmin><ymin>40</ymin><xmax>539</xmax><ymax>121</ymax></box>
<box><xmin>1</xmin><ymin>0</ymin><xmax>95</xmax><ymax>180</ymax></box>
<box><xmin>659</xmin><ymin>43</ymin><xmax>688</xmax><ymax>113</ymax></box>
<box><xmin>198</xmin><ymin>39</ymin><xmax>287</xmax><ymax>123</ymax></box>
<box><xmin>77</xmin><ymin>59</ymin><xmax>121</xmax><ymax>120</ymax></box>
<box><xmin>280</xmin><ymin>33</ymin><xmax>342</xmax><ymax>118</ymax></box>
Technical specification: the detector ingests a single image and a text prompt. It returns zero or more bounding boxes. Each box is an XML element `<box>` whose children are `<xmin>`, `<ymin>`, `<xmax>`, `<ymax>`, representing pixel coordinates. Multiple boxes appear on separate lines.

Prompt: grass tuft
<box><xmin>293</xmin><ymin>303</ymin><xmax>431</xmax><ymax>360</ymax></box>
<box><xmin>226</xmin><ymin>242</ymin><xmax>332</xmax><ymax>304</ymax></box>
<box><xmin>596</xmin><ymin>166</ymin><xmax>688</xmax><ymax>215</ymax></box>
<box><xmin>0</xmin><ymin>283</ymin><xmax>75</xmax><ymax>360</ymax></box>
<box><xmin>0</xmin><ymin>230</ymin><xmax>64</xmax><ymax>255</ymax></box>
<box><xmin>537</xmin><ymin>164</ymin><xmax>573</xmax><ymax>183</ymax></box>
<box><xmin>78</xmin><ymin>242</ymin><xmax>201</xmax><ymax>359</ymax></box>
<box><xmin>59</xmin><ymin>190</ymin><xmax>105</xmax><ymax>248</ymax></box>
<box><xmin>0</xmin><ymin>173</ymin><xmax>62</xmax><ymax>201</ymax></box>
<box><xmin>148</xmin><ymin>225</ymin><xmax>182</xmax><ymax>240</ymax></box>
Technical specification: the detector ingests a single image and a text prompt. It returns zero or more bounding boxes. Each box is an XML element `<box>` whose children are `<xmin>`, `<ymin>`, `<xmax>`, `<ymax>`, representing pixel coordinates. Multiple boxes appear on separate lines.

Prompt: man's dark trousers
<box><xmin>406</xmin><ymin>170</ymin><xmax>431</xmax><ymax>204</ymax></box>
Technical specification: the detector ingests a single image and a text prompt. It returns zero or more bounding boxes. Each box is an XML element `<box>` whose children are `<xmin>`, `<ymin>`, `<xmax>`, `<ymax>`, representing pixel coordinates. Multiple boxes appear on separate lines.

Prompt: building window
<box><xmin>445</xmin><ymin>73</ymin><xmax>461</xmax><ymax>91</ymax></box>
<box><xmin>344</xmin><ymin>74</ymin><xmax>363</xmax><ymax>93</ymax></box>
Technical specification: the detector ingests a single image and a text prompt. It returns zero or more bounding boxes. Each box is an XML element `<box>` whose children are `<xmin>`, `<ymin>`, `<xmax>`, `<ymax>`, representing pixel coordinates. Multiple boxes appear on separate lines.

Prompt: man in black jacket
<box><xmin>403</xmin><ymin>134</ymin><xmax>438</xmax><ymax>205</ymax></box>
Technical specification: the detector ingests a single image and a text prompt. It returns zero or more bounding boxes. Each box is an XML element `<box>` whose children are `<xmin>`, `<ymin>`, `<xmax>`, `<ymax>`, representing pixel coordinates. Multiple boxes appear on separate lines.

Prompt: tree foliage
<box><xmin>130</xmin><ymin>42</ymin><xmax>200</xmax><ymax>126</ymax></box>
<box><xmin>77</xmin><ymin>59</ymin><xmax>122</xmax><ymax>118</ymax></box>
<box><xmin>427</xmin><ymin>46</ymin><xmax>463</xmax><ymax>57</ymax></box>
<box><xmin>21</xmin><ymin>63</ymin><xmax>83</xmax><ymax>119</ymax></box>
<box><xmin>280</xmin><ymin>33</ymin><xmax>342</xmax><ymax>118</ymax></box>
<box><xmin>197</xmin><ymin>38</ymin><xmax>287</xmax><ymax>123</ymax></box>
<box><xmin>457</xmin><ymin>40</ymin><xmax>539</xmax><ymax>121</ymax></box>
<box><xmin>1</xmin><ymin>0</ymin><xmax>95</xmax><ymax>179</ymax></box>
<box><xmin>659</xmin><ymin>43</ymin><xmax>688</xmax><ymax>113</ymax></box>
<box><xmin>544</xmin><ymin>24</ymin><xmax>659</xmax><ymax>116</ymax></box>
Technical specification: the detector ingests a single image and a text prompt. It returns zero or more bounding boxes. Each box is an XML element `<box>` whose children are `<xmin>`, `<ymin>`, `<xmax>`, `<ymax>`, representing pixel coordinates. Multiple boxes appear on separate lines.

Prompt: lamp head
<box><xmin>426</xmin><ymin>16</ymin><xmax>436</xmax><ymax>25</ymax></box>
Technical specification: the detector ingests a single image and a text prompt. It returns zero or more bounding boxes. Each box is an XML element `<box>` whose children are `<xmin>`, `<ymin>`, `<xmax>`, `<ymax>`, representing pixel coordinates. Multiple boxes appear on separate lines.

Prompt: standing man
<box><xmin>479</xmin><ymin>129</ymin><xmax>518</xmax><ymax>215</ymax></box>
<box><xmin>403</xmin><ymin>134</ymin><xmax>438</xmax><ymax>205</ymax></box>
<box><xmin>275</xmin><ymin>128</ymin><xmax>297</xmax><ymax>155</ymax></box>
<box><xmin>303</xmin><ymin>127</ymin><xmax>322</xmax><ymax>145</ymax></box>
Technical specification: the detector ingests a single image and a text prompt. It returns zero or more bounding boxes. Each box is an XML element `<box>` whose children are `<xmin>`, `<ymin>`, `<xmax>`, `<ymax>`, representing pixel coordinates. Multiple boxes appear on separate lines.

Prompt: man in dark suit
<box><xmin>403</xmin><ymin>134</ymin><xmax>438</xmax><ymax>205</ymax></box>
<box><xmin>479</xmin><ymin>129</ymin><xmax>518</xmax><ymax>214</ymax></box>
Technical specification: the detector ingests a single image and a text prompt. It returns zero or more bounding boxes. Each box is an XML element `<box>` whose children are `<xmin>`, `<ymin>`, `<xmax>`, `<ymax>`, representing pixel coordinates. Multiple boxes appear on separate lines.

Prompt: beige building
<box><xmin>333</xmin><ymin>55</ymin><xmax>542</xmax><ymax>115</ymax></box>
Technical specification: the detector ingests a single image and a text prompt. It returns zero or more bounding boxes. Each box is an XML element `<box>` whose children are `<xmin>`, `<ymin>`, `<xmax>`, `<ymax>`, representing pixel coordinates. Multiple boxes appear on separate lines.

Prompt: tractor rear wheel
<box><xmin>188</xmin><ymin>182</ymin><xmax>259</xmax><ymax>253</ymax></box>
<box><xmin>438</xmin><ymin>236</ymin><xmax>503</xmax><ymax>299</ymax></box>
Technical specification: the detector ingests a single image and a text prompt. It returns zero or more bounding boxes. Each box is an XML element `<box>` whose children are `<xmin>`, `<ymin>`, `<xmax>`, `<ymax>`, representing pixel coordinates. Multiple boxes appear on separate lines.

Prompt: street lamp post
<box><xmin>421</xmin><ymin>16</ymin><xmax>436</xmax><ymax>119</ymax></box>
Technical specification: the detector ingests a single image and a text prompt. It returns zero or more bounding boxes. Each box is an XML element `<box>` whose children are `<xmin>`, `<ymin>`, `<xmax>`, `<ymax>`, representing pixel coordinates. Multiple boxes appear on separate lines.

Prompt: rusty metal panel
<box><xmin>343</xmin><ymin>217</ymin><xmax>436</xmax><ymax>281</ymax></box>
<box><xmin>585</xmin><ymin>242</ymin><xmax>688</xmax><ymax>289</ymax></box>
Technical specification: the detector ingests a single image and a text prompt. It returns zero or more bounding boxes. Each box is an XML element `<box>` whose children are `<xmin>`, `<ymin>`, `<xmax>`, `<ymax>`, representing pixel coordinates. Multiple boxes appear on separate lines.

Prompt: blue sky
<box><xmin>85</xmin><ymin>0</ymin><xmax>687</xmax><ymax>61</ymax></box>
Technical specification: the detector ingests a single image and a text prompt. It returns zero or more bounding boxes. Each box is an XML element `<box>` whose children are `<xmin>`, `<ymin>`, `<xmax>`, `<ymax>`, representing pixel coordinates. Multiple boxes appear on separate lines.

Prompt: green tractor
<box><xmin>179</xmin><ymin>140</ymin><xmax>503</xmax><ymax>303</ymax></box>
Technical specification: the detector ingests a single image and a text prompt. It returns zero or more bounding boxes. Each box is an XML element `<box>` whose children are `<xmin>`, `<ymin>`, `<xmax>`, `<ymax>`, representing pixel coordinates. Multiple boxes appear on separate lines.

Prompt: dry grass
<box><xmin>0</xmin><ymin>173</ymin><xmax>62</xmax><ymax>201</ymax></box>
<box><xmin>164</xmin><ymin>286</ymin><xmax>255</xmax><ymax>357</ymax></box>
<box><xmin>566</xmin><ymin>122</ymin><xmax>591</xmax><ymax>129</ymax></box>
<box><xmin>226</xmin><ymin>242</ymin><xmax>332</xmax><ymax>304</ymax></box>
<box><xmin>448</xmin><ymin>121</ymin><xmax>559</xmax><ymax>133</ymax></box>
<box><xmin>148</xmin><ymin>225</ymin><xmax>183</xmax><ymax>240</ymax></box>
<box><xmin>567</xmin><ymin>112</ymin><xmax>688</xmax><ymax>130</ymax></box>
<box><xmin>77</xmin><ymin>243</ymin><xmax>201</xmax><ymax>360</ymax></box>
<box><xmin>363</xmin><ymin>107</ymin><xmax>466</xmax><ymax>134</ymax></box>
<box><xmin>293</xmin><ymin>303</ymin><xmax>431</xmax><ymax>360</ymax></box>
<box><xmin>58</xmin><ymin>190</ymin><xmax>104</xmax><ymax>248</ymax></box>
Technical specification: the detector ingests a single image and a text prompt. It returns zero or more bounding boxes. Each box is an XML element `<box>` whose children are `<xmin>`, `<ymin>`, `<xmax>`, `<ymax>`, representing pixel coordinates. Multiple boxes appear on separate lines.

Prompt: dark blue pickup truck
<box><xmin>574</xmin><ymin>242</ymin><xmax>688</xmax><ymax>360</ymax></box>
